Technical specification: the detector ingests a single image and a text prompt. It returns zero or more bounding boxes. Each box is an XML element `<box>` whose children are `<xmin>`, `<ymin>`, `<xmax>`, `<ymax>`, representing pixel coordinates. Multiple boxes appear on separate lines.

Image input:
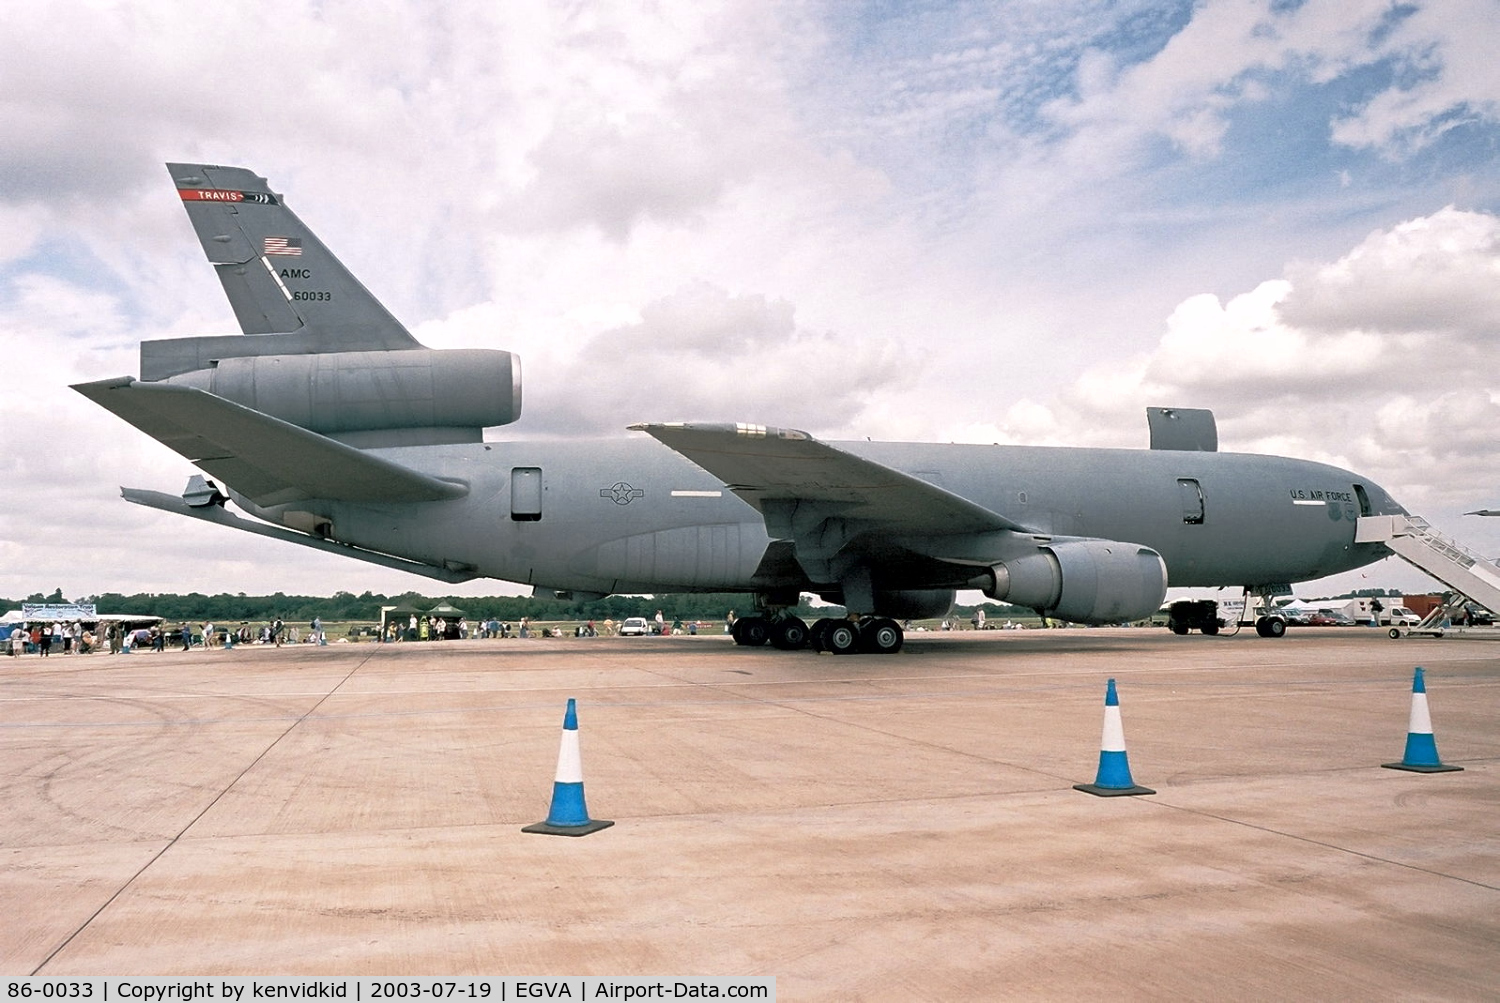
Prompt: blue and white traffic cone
<box><xmin>1382</xmin><ymin>667</ymin><xmax>1463</xmax><ymax>773</ymax></box>
<box><xmin>523</xmin><ymin>698</ymin><xmax>615</xmax><ymax>835</ymax></box>
<box><xmin>1074</xmin><ymin>678</ymin><xmax>1155</xmax><ymax>797</ymax></box>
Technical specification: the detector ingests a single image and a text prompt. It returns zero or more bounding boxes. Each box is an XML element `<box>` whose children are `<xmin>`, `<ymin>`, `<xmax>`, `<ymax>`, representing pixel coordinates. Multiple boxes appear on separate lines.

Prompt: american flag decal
<box><xmin>264</xmin><ymin>236</ymin><xmax>303</xmax><ymax>256</ymax></box>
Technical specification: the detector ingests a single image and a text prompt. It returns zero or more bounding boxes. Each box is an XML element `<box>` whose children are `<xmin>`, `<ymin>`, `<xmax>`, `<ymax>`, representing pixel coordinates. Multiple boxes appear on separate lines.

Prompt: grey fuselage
<box><xmin>243</xmin><ymin>437</ymin><xmax>1406</xmax><ymax>598</ymax></box>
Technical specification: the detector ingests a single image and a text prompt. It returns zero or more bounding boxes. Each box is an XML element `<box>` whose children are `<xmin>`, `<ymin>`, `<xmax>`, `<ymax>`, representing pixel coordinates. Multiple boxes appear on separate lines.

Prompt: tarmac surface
<box><xmin>3</xmin><ymin>626</ymin><xmax>1498</xmax><ymax>998</ymax></box>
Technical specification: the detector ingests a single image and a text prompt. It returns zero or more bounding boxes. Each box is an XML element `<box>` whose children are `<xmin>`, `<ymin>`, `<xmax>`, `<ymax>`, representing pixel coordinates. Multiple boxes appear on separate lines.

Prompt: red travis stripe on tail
<box><xmin>178</xmin><ymin>188</ymin><xmax>245</xmax><ymax>202</ymax></box>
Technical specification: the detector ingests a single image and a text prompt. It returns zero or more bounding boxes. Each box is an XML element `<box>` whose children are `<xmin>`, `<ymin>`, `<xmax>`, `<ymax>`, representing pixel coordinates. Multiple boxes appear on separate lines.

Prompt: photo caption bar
<box><xmin>3</xmin><ymin>979</ymin><xmax>774</xmax><ymax>1003</ymax></box>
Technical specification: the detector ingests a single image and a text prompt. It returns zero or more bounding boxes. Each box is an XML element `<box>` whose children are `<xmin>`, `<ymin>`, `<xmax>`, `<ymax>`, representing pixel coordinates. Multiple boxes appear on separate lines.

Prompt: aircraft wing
<box><xmin>629</xmin><ymin>422</ymin><xmax>1027</xmax><ymax>536</ymax></box>
<box><xmin>73</xmin><ymin>377</ymin><xmax>467</xmax><ymax>507</ymax></box>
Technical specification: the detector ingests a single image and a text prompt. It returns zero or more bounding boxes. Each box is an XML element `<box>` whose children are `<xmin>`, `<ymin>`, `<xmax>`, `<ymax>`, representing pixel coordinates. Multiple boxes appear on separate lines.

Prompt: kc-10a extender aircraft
<box><xmin>74</xmin><ymin>163</ymin><xmax>1411</xmax><ymax>654</ymax></box>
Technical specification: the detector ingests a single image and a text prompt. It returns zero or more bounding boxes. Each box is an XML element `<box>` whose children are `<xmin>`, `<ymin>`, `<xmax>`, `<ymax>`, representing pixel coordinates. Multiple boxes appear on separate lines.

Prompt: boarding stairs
<box><xmin>1355</xmin><ymin>515</ymin><xmax>1500</xmax><ymax>631</ymax></box>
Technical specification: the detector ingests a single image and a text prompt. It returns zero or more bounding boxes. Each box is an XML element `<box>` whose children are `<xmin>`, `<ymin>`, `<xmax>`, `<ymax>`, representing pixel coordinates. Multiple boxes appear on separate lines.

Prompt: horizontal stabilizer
<box><xmin>629</xmin><ymin>422</ymin><xmax>1027</xmax><ymax>537</ymax></box>
<box><xmin>121</xmin><ymin>488</ymin><xmax>478</xmax><ymax>583</ymax></box>
<box><xmin>73</xmin><ymin>377</ymin><xmax>467</xmax><ymax>507</ymax></box>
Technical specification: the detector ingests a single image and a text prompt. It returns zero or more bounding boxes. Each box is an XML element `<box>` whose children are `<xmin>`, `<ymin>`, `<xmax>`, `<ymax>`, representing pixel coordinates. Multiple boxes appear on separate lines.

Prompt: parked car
<box><xmin>1307</xmin><ymin>611</ymin><xmax>1356</xmax><ymax>626</ymax></box>
<box><xmin>618</xmin><ymin>617</ymin><xmax>650</xmax><ymax>636</ymax></box>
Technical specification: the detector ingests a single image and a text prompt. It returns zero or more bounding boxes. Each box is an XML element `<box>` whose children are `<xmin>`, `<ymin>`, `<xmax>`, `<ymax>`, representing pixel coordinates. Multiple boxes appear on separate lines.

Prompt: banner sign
<box><xmin>21</xmin><ymin>603</ymin><xmax>97</xmax><ymax>620</ymax></box>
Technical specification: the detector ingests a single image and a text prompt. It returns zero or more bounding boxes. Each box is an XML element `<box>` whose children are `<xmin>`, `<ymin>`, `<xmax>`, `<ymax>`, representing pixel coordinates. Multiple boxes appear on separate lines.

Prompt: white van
<box><xmin>1381</xmin><ymin>606</ymin><xmax>1421</xmax><ymax>626</ymax></box>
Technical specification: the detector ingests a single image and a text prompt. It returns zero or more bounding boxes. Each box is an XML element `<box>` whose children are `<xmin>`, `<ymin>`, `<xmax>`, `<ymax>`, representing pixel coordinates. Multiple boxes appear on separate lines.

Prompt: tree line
<box><xmin>5</xmin><ymin>585</ymin><xmax>1406</xmax><ymax>626</ymax></box>
<box><xmin>5</xmin><ymin>587</ymin><xmax>758</xmax><ymax>624</ymax></box>
<box><xmin>4</xmin><ymin>587</ymin><xmax>1048</xmax><ymax>624</ymax></box>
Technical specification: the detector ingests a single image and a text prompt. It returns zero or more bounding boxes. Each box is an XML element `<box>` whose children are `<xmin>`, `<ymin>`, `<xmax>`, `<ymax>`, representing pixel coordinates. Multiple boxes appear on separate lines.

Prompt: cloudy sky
<box><xmin>2</xmin><ymin>0</ymin><xmax>1497</xmax><ymax>604</ymax></box>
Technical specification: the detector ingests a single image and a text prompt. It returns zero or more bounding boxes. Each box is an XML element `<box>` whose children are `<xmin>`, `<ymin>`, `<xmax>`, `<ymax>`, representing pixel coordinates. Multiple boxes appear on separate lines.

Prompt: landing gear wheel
<box><xmin>809</xmin><ymin>618</ymin><xmax>836</xmax><ymax>652</ymax></box>
<box><xmin>823</xmin><ymin>621</ymin><xmax>859</xmax><ymax>655</ymax></box>
<box><xmin>731</xmin><ymin>616</ymin><xmax>769</xmax><ymax>647</ymax></box>
<box><xmin>770</xmin><ymin>616</ymin><xmax>809</xmax><ymax>650</ymax></box>
<box><xmin>1254</xmin><ymin>616</ymin><xmax>1287</xmax><ymax>638</ymax></box>
<box><xmin>858</xmin><ymin>617</ymin><xmax>904</xmax><ymax>654</ymax></box>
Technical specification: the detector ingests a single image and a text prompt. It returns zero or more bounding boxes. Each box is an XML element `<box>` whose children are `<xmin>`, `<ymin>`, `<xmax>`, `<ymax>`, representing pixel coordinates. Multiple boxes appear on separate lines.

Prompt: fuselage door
<box><xmin>511</xmin><ymin>466</ymin><xmax>542</xmax><ymax>522</ymax></box>
<box><xmin>1177</xmin><ymin>477</ymin><xmax>1205</xmax><ymax>525</ymax></box>
<box><xmin>1353</xmin><ymin>483</ymin><xmax>1373</xmax><ymax>517</ymax></box>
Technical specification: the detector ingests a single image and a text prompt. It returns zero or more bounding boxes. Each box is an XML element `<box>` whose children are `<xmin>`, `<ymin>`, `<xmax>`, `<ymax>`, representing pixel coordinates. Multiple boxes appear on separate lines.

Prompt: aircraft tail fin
<box><xmin>165</xmin><ymin>162</ymin><xmax>418</xmax><ymax>349</ymax></box>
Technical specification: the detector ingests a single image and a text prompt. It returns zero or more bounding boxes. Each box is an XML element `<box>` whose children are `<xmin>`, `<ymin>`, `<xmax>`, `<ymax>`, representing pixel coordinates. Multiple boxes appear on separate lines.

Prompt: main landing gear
<box><xmin>730</xmin><ymin>614</ymin><xmax>904</xmax><ymax>654</ymax></box>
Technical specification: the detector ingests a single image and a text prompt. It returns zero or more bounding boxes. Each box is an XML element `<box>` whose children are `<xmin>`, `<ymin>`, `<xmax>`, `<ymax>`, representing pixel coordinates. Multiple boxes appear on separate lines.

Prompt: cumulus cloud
<box><xmin>5</xmin><ymin>0</ymin><xmax>1500</xmax><ymax>600</ymax></box>
<box><xmin>517</xmin><ymin>281</ymin><xmax>918</xmax><ymax>436</ymax></box>
<box><xmin>1279</xmin><ymin>208</ymin><xmax>1500</xmax><ymax>340</ymax></box>
<box><xmin>954</xmin><ymin>207</ymin><xmax>1500</xmax><ymax>532</ymax></box>
<box><xmin>512</xmin><ymin>113</ymin><xmax>743</xmax><ymax>239</ymax></box>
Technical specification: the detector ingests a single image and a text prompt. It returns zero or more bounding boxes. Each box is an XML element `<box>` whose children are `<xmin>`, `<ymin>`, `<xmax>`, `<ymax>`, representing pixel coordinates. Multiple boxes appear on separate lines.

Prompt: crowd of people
<box><xmin>381</xmin><ymin>614</ymin><xmax>607</xmax><ymax>642</ymax></box>
<box><xmin>378</xmin><ymin>612</ymin><xmax>728</xmax><ymax>641</ymax></box>
<box><xmin>6</xmin><ymin>609</ymin><xmax>745</xmax><ymax>657</ymax></box>
<box><xmin>3</xmin><ymin>615</ymin><xmax>337</xmax><ymax>655</ymax></box>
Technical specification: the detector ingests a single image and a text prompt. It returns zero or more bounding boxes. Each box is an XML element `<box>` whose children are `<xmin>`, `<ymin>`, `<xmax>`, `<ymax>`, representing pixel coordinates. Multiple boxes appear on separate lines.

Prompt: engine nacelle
<box><xmin>167</xmin><ymin>348</ymin><xmax>520</xmax><ymax>443</ymax></box>
<box><xmin>983</xmin><ymin>539</ymin><xmax>1167</xmax><ymax>624</ymax></box>
<box><xmin>872</xmin><ymin>588</ymin><xmax>955</xmax><ymax>620</ymax></box>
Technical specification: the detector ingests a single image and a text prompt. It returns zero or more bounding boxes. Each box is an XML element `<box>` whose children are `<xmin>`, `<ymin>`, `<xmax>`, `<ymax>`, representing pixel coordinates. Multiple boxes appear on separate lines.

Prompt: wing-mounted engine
<box><xmin>982</xmin><ymin>538</ymin><xmax>1168</xmax><ymax>624</ymax></box>
<box><xmin>164</xmin><ymin>347</ymin><xmax>520</xmax><ymax>447</ymax></box>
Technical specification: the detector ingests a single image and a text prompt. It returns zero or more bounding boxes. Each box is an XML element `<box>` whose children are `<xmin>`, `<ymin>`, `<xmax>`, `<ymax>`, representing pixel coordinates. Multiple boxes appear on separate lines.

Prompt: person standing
<box><xmin>39</xmin><ymin>625</ymin><xmax>53</xmax><ymax>657</ymax></box>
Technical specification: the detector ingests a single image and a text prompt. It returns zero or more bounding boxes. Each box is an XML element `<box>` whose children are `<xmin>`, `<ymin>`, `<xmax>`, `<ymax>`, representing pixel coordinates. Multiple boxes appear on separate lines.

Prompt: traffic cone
<box><xmin>1382</xmin><ymin>667</ymin><xmax>1463</xmax><ymax>773</ymax></box>
<box><xmin>1074</xmin><ymin>678</ymin><xmax>1155</xmax><ymax>797</ymax></box>
<box><xmin>523</xmin><ymin>698</ymin><xmax>615</xmax><ymax>835</ymax></box>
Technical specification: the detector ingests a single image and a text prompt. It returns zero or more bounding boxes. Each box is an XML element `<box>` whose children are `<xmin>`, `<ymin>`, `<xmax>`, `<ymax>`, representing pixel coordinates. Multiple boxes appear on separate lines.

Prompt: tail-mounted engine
<box><xmin>165</xmin><ymin>348</ymin><xmax>520</xmax><ymax>447</ymax></box>
<box><xmin>983</xmin><ymin>538</ymin><xmax>1168</xmax><ymax>624</ymax></box>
